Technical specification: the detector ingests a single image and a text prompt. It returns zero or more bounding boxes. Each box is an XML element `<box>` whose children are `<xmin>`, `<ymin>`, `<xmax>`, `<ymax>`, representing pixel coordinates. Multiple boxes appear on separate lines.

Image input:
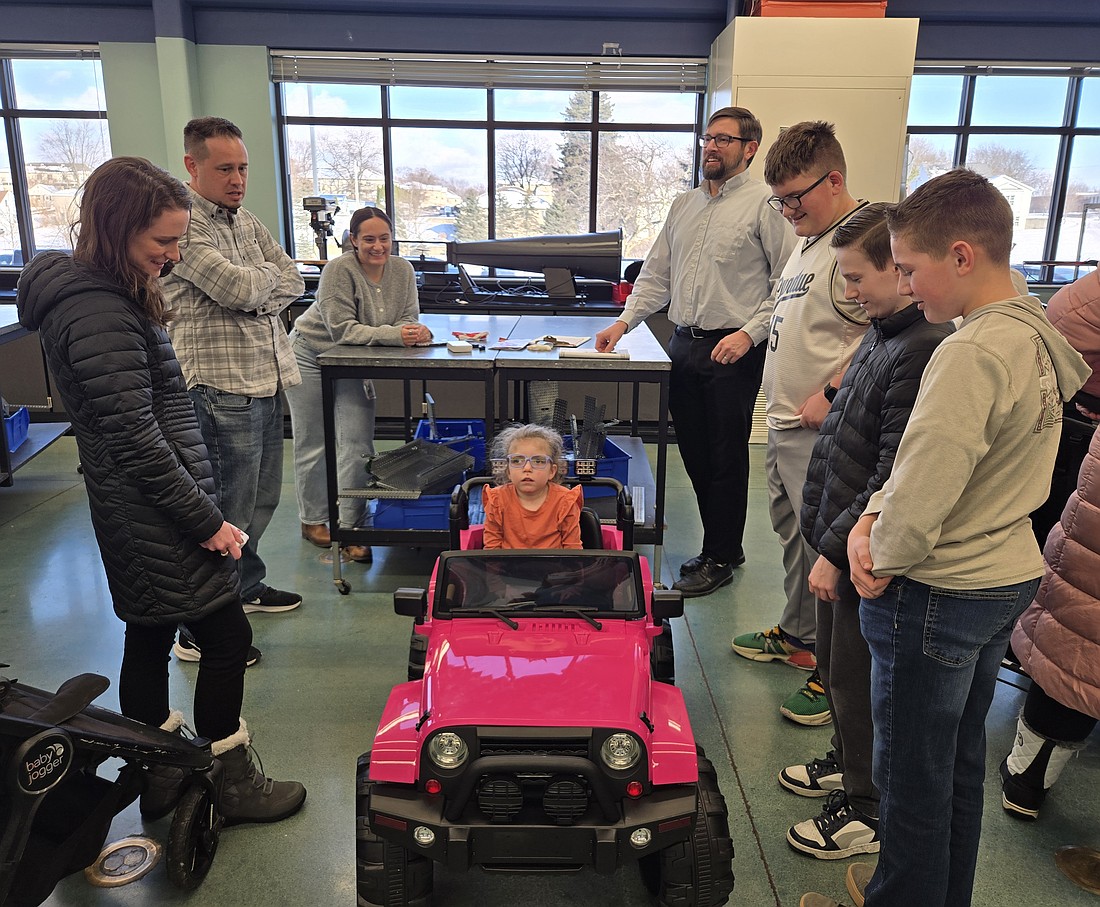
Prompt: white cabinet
<box><xmin>709</xmin><ymin>16</ymin><xmax>919</xmax><ymax>203</ymax></box>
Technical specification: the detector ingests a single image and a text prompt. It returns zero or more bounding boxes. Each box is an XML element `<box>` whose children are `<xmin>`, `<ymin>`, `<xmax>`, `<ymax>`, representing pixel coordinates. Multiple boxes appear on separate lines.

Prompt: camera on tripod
<box><xmin>303</xmin><ymin>196</ymin><xmax>340</xmax><ymax>259</ymax></box>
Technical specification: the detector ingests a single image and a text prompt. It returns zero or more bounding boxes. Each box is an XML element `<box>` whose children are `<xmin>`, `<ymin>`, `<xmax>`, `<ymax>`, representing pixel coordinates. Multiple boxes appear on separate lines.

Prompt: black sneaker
<box><xmin>173</xmin><ymin>627</ymin><xmax>261</xmax><ymax>667</ymax></box>
<box><xmin>243</xmin><ymin>587</ymin><xmax>302</xmax><ymax>614</ymax></box>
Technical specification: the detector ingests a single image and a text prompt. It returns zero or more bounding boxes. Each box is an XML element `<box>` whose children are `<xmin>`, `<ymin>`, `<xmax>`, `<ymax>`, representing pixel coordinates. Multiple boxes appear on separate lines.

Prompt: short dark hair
<box><xmin>831</xmin><ymin>202</ymin><xmax>893</xmax><ymax>270</ymax></box>
<box><xmin>73</xmin><ymin>157</ymin><xmax>191</xmax><ymax>326</ymax></box>
<box><xmin>349</xmin><ymin>206</ymin><xmax>393</xmax><ymax>238</ymax></box>
<box><xmin>885</xmin><ymin>168</ymin><xmax>1013</xmax><ymax>265</ymax></box>
<box><xmin>707</xmin><ymin>106</ymin><xmax>762</xmax><ymax>166</ymax></box>
<box><xmin>764</xmin><ymin>121</ymin><xmax>847</xmax><ymax>187</ymax></box>
<box><xmin>184</xmin><ymin>116</ymin><xmax>243</xmax><ymax>160</ymax></box>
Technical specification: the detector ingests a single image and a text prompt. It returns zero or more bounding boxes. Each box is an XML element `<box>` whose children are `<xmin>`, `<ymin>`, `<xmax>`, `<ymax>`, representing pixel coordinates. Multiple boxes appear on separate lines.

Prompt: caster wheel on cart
<box><xmin>165</xmin><ymin>781</ymin><xmax>222</xmax><ymax>891</ymax></box>
<box><xmin>336</xmin><ymin>579</ymin><xmax>351</xmax><ymax>595</ymax></box>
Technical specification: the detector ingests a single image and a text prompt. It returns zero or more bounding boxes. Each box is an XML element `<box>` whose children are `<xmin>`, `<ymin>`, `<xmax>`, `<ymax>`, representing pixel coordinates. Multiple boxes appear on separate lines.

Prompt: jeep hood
<box><xmin>422</xmin><ymin>619</ymin><xmax>652</xmax><ymax>729</ymax></box>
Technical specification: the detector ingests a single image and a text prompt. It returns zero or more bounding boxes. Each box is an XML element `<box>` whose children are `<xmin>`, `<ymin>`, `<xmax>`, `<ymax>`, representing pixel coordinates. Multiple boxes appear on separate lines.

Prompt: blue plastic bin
<box><xmin>374</xmin><ymin>485</ymin><xmax>483</xmax><ymax>530</ymax></box>
<box><xmin>414</xmin><ymin>419</ymin><xmax>487</xmax><ymax>471</ymax></box>
<box><xmin>373</xmin><ymin>494</ymin><xmax>451</xmax><ymax>530</ymax></box>
<box><xmin>563</xmin><ymin>436</ymin><xmax>630</xmax><ymax>498</ymax></box>
<box><xmin>4</xmin><ymin>406</ymin><xmax>29</xmax><ymax>453</ymax></box>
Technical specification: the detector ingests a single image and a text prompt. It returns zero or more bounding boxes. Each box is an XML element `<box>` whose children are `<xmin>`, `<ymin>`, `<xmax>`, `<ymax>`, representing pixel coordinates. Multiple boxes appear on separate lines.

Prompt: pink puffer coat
<box><xmin>1013</xmin><ymin>425</ymin><xmax>1100</xmax><ymax>718</ymax></box>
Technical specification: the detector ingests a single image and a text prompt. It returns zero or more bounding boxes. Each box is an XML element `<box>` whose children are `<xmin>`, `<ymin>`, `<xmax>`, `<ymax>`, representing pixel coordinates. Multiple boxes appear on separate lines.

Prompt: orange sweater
<box><xmin>482</xmin><ymin>483</ymin><xmax>583</xmax><ymax>549</ymax></box>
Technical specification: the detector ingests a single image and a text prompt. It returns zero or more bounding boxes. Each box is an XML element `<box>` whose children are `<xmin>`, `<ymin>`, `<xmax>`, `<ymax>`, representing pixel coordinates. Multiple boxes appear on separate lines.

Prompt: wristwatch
<box><xmin>823</xmin><ymin>383</ymin><xmax>838</xmax><ymax>403</ymax></box>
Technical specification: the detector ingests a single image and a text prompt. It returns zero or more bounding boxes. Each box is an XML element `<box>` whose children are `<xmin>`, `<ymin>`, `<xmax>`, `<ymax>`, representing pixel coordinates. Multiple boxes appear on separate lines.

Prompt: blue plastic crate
<box><xmin>564</xmin><ymin>436</ymin><xmax>630</xmax><ymax>498</ymax></box>
<box><xmin>373</xmin><ymin>494</ymin><xmax>451</xmax><ymax>530</ymax></box>
<box><xmin>4</xmin><ymin>406</ymin><xmax>29</xmax><ymax>453</ymax></box>
<box><xmin>373</xmin><ymin>485</ymin><xmax>482</xmax><ymax>531</ymax></box>
<box><xmin>415</xmin><ymin>419</ymin><xmax>487</xmax><ymax>471</ymax></box>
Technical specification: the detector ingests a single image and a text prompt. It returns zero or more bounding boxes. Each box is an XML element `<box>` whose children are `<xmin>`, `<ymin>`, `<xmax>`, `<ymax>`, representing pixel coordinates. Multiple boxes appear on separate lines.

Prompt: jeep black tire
<box><xmin>407</xmin><ymin>627</ymin><xmax>427</xmax><ymax>682</ymax></box>
<box><xmin>356</xmin><ymin>752</ymin><xmax>433</xmax><ymax>907</ymax></box>
<box><xmin>643</xmin><ymin>746</ymin><xmax>734</xmax><ymax>907</ymax></box>
<box><xmin>650</xmin><ymin>618</ymin><xmax>676</xmax><ymax>685</ymax></box>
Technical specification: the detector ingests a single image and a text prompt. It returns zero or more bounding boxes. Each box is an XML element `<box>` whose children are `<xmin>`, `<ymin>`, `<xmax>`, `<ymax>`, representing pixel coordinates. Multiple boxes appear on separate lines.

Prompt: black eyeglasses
<box><xmin>767</xmin><ymin>171</ymin><xmax>833</xmax><ymax>211</ymax></box>
<box><xmin>698</xmin><ymin>133</ymin><xmax>750</xmax><ymax>149</ymax></box>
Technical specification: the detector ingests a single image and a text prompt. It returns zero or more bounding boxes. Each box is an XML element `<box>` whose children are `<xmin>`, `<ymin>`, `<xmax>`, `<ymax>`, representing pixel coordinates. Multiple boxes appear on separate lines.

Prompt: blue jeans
<box><xmin>284</xmin><ymin>335</ymin><xmax>376</xmax><ymax>528</ymax></box>
<box><xmin>190</xmin><ymin>386</ymin><xmax>284</xmax><ymax>601</ymax></box>
<box><xmin>860</xmin><ymin>575</ymin><xmax>1039</xmax><ymax>907</ymax></box>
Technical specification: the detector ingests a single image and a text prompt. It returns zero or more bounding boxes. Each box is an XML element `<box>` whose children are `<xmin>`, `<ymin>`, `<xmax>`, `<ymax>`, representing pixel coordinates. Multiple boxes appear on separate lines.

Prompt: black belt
<box><xmin>674</xmin><ymin>326</ymin><xmax>737</xmax><ymax>340</ymax></box>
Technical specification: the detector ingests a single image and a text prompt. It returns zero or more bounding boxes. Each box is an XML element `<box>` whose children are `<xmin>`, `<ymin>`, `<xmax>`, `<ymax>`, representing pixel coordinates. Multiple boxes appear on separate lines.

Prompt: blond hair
<box><xmin>491</xmin><ymin>424</ymin><xmax>567</xmax><ymax>485</ymax></box>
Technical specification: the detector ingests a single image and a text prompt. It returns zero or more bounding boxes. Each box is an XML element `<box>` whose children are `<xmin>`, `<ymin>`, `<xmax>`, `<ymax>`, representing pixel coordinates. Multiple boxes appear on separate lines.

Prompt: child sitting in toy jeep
<box><xmin>482</xmin><ymin>423</ymin><xmax>583</xmax><ymax>549</ymax></box>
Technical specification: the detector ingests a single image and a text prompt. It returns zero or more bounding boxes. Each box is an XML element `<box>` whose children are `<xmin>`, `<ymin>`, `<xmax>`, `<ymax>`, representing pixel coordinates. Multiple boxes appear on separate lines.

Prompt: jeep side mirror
<box><xmin>652</xmin><ymin>589</ymin><xmax>684</xmax><ymax>621</ymax></box>
<box><xmin>394</xmin><ymin>588</ymin><xmax>428</xmax><ymax>620</ymax></box>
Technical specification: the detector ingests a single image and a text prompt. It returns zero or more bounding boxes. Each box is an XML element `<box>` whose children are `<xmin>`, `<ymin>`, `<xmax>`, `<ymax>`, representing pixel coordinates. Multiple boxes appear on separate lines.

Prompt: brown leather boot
<box><xmin>342</xmin><ymin>544</ymin><xmax>372</xmax><ymax>563</ymax></box>
<box><xmin>301</xmin><ymin>522</ymin><xmax>331</xmax><ymax>547</ymax></box>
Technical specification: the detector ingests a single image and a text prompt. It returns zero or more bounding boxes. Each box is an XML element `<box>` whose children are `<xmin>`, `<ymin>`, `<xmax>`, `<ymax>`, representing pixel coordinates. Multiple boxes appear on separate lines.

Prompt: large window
<box><xmin>273</xmin><ymin>54</ymin><xmax>704</xmax><ymax>267</ymax></box>
<box><xmin>0</xmin><ymin>49</ymin><xmax>111</xmax><ymax>268</ymax></box>
<box><xmin>907</xmin><ymin>68</ymin><xmax>1100</xmax><ymax>284</ymax></box>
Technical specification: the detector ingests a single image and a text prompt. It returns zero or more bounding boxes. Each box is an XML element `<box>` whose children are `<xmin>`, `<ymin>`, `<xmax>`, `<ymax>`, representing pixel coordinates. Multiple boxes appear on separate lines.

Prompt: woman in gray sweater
<box><xmin>286</xmin><ymin>207</ymin><xmax>431</xmax><ymax>561</ymax></box>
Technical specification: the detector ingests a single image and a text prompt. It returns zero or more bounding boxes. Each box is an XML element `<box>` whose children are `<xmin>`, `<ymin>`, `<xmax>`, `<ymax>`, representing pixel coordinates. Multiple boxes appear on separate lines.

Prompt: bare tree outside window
<box><xmin>315</xmin><ymin>126</ymin><xmax>384</xmax><ymax>208</ymax></box>
<box><xmin>36</xmin><ymin>119</ymin><xmax>108</xmax><ymax>188</ymax></box>
<box><xmin>598</xmin><ymin>132</ymin><xmax>693</xmax><ymax>260</ymax></box>
<box><xmin>496</xmin><ymin>132</ymin><xmax>553</xmax><ymax>238</ymax></box>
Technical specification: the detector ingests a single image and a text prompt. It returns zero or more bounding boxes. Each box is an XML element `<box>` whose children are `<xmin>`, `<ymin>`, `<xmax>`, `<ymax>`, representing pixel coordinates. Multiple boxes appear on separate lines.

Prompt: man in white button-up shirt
<box><xmin>596</xmin><ymin>106</ymin><xmax>796</xmax><ymax>596</ymax></box>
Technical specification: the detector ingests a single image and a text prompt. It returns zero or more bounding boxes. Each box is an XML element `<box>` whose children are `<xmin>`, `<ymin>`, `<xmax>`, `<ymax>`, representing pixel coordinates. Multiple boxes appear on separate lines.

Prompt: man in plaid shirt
<box><xmin>164</xmin><ymin>117</ymin><xmax>305</xmax><ymax>651</ymax></box>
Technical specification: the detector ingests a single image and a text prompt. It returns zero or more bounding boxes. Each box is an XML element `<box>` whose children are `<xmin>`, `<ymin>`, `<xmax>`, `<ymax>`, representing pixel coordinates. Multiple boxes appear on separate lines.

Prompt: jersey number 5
<box><xmin>769</xmin><ymin>314</ymin><xmax>784</xmax><ymax>352</ymax></box>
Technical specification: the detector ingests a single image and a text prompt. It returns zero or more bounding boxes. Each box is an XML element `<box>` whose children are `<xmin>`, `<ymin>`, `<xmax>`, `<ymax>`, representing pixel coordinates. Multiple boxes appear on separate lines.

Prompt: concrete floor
<box><xmin>2</xmin><ymin>436</ymin><xmax>1097</xmax><ymax>906</ymax></box>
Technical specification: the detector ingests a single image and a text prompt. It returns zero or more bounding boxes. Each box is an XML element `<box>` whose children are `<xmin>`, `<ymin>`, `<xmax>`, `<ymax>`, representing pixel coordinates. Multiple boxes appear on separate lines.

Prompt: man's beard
<box><xmin>702</xmin><ymin>158</ymin><xmax>727</xmax><ymax>181</ymax></box>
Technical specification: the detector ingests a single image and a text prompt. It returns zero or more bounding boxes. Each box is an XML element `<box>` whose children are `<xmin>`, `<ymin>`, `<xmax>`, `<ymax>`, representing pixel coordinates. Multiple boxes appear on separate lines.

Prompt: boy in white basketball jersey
<box><xmin>731</xmin><ymin>122</ymin><xmax>870</xmax><ymax>726</ymax></box>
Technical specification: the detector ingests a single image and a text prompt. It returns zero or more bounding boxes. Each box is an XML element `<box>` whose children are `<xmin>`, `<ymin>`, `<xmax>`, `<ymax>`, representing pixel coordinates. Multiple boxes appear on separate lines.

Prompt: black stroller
<box><xmin>0</xmin><ymin>666</ymin><xmax>223</xmax><ymax>906</ymax></box>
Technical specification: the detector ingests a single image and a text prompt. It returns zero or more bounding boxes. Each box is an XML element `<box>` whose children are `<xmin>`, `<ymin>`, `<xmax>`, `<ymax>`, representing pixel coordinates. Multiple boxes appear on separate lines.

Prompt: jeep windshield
<box><xmin>434</xmin><ymin>551</ymin><xmax>643</xmax><ymax>619</ymax></box>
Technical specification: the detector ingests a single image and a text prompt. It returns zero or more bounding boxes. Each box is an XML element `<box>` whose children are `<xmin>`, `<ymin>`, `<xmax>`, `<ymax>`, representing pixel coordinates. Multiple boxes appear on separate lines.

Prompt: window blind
<box><xmin>270</xmin><ymin>51</ymin><xmax>707</xmax><ymax>93</ymax></box>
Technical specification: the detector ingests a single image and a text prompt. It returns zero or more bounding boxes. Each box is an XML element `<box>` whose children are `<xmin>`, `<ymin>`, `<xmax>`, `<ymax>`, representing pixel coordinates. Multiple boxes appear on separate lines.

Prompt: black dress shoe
<box><xmin>681</xmin><ymin>552</ymin><xmax>745</xmax><ymax>575</ymax></box>
<box><xmin>672</xmin><ymin>558</ymin><xmax>734</xmax><ymax>597</ymax></box>
<box><xmin>680</xmin><ymin>553</ymin><xmax>707</xmax><ymax>575</ymax></box>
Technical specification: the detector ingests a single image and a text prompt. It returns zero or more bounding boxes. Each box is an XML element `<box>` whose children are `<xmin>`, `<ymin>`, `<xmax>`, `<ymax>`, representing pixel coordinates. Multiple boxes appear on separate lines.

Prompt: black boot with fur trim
<box><xmin>212</xmin><ymin>719</ymin><xmax>306</xmax><ymax>825</ymax></box>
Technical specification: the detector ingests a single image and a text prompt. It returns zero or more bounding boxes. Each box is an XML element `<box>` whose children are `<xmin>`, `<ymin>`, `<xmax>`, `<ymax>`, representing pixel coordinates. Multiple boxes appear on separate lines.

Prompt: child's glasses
<box><xmin>499</xmin><ymin>455</ymin><xmax>553</xmax><ymax>470</ymax></box>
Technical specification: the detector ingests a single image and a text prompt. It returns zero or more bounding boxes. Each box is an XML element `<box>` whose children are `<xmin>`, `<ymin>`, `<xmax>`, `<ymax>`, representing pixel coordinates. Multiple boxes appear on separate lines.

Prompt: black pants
<box><xmin>817</xmin><ymin>573</ymin><xmax>878</xmax><ymax>817</ymax></box>
<box><xmin>119</xmin><ymin>602</ymin><xmax>252</xmax><ymax>742</ymax></box>
<box><xmin>668</xmin><ymin>331</ymin><xmax>765</xmax><ymax>565</ymax></box>
<box><xmin>1024</xmin><ymin>677</ymin><xmax>1098</xmax><ymax>743</ymax></box>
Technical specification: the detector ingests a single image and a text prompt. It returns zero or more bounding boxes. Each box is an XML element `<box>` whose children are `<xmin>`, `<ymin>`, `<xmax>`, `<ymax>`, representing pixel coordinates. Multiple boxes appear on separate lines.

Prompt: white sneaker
<box><xmin>787</xmin><ymin>790</ymin><xmax>879</xmax><ymax>860</ymax></box>
<box><xmin>780</xmin><ymin>750</ymin><xmax>844</xmax><ymax>797</ymax></box>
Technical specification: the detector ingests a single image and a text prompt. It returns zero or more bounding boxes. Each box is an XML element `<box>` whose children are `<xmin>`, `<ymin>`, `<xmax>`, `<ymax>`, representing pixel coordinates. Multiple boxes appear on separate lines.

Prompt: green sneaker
<box><xmin>781</xmin><ymin>670</ymin><xmax>833</xmax><ymax>726</ymax></box>
<box><xmin>732</xmin><ymin>626</ymin><xmax>817</xmax><ymax>670</ymax></box>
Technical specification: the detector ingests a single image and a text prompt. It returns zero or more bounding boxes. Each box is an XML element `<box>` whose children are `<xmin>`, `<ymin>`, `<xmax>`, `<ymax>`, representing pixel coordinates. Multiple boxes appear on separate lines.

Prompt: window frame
<box><xmin>0</xmin><ymin>47</ymin><xmax>108</xmax><ymax>271</ymax></box>
<box><xmin>272</xmin><ymin>54</ymin><xmax>706</xmax><ymax>267</ymax></box>
<box><xmin>908</xmin><ymin>66</ymin><xmax>1100</xmax><ymax>284</ymax></box>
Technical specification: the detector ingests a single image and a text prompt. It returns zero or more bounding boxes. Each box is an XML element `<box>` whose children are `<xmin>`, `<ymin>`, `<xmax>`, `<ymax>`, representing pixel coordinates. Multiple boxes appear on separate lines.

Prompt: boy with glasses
<box><xmin>732</xmin><ymin>121</ymin><xmax>870</xmax><ymax>726</ymax></box>
<box><xmin>596</xmin><ymin>106</ymin><xmax>795</xmax><ymax>597</ymax></box>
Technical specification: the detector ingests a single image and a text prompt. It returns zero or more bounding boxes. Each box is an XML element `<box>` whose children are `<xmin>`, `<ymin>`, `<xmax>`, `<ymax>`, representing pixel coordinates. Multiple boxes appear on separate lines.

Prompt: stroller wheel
<box><xmin>165</xmin><ymin>780</ymin><xmax>222</xmax><ymax>890</ymax></box>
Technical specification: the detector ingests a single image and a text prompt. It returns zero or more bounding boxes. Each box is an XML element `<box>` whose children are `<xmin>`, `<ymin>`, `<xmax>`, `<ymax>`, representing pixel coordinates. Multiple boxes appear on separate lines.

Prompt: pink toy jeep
<box><xmin>356</xmin><ymin>540</ymin><xmax>735</xmax><ymax>906</ymax></box>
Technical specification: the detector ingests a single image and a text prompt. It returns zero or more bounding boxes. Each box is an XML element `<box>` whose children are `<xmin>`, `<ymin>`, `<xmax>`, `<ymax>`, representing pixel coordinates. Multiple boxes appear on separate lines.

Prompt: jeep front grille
<box><xmin>477</xmin><ymin>737</ymin><xmax>590</xmax><ymax>759</ymax></box>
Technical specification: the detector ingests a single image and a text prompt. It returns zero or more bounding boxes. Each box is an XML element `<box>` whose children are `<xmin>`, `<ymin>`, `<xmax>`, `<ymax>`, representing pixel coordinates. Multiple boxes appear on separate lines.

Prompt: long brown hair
<box><xmin>72</xmin><ymin>156</ymin><xmax>191</xmax><ymax>325</ymax></box>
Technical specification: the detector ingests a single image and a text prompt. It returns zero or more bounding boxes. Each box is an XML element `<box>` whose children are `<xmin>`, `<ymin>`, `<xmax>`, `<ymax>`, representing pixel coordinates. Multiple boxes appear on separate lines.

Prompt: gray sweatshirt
<box><xmin>866</xmin><ymin>294</ymin><xmax>1091</xmax><ymax>589</ymax></box>
<box><xmin>292</xmin><ymin>252</ymin><xmax>421</xmax><ymax>352</ymax></box>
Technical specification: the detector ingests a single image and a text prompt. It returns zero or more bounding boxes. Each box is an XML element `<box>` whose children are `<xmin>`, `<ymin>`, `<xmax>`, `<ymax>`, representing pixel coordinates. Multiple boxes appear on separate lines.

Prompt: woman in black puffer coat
<box><xmin>16</xmin><ymin>157</ymin><xmax>304</xmax><ymax>825</ymax></box>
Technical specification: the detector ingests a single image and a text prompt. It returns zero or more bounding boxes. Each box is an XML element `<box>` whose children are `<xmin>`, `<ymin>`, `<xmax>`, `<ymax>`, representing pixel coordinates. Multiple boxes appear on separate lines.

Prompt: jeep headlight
<box><xmin>428</xmin><ymin>732</ymin><xmax>468</xmax><ymax>769</ymax></box>
<box><xmin>600</xmin><ymin>733</ymin><xmax>641</xmax><ymax>770</ymax></box>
